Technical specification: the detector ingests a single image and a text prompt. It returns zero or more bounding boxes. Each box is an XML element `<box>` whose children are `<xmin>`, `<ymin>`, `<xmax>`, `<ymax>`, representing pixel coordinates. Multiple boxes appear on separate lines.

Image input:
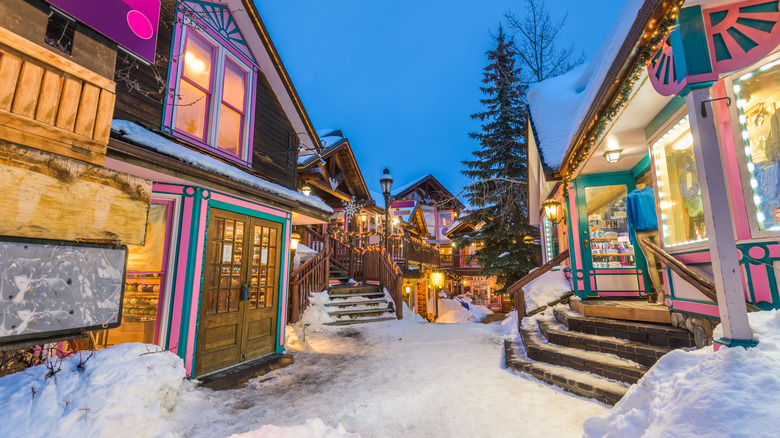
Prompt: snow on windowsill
<box><xmin>111</xmin><ymin>120</ymin><xmax>332</xmax><ymax>213</ymax></box>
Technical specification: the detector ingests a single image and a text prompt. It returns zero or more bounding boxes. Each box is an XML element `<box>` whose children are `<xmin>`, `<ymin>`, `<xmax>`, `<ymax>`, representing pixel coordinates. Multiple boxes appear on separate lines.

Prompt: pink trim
<box><xmin>168</xmin><ymin>195</ymin><xmax>194</xmax><ymax>354</ymax></box>
<box><xmin>153</xmin><ymin>199</ymin><xmax>175</xmax><ymax>345</ymax></box>
<box><xmin>153</xmin><ymin>183</ymin><xmax>185</xmax><ymax>194</ymax></box>
<box><xmin>209</xmin><ymin>192</ymin><xmax>287</xmax><ymax>218</ymax></box>
<box><xmin>597</xmin><ymin>291</ymin><xmax>640</xmax><ymax>297</ymax></box>
<box><xmin>577</xmin><ymin>280</ymin><xmax>584</xmax><ymax>291</ymax></box>
<box><xmin>593</xmin><ymin>269</ymin><xmax>636</xmax><ymax>274</ymax></box>
<box><xmin>671</xmin><ymin>299</ymin><xmax>720</xmax><ymax>318</ymax></box>
<box><xmin>741</xmin><ymin>267</ymin><xmax>750</xmax><ymax>301</ymax></box>
<box><xmin>568</xmin><ymin>186</ymin><xmax>582</xmax><ymax>270</ymax></box>
<box><xmin>675</xmin><ymin>251</ymin><xmax>710</xmax><ymax>265</ymax></box>
<box><xmin>749</xmin><ymin>263</ymin><xmax>771</xmax><ymax>303</ymax></box>
<box><xmin>768</xmin><ymin>243</ymin><xmax>780</xmax><ymax>258</ymax></box>
<box><xmin>638</xmin><ymin>275</ymin><xmax>646</xmax><ymax>292</ymax></box>
<box><xmin>590</xmin><ymin>276</ymin><xmax>596</xmax><ymax>290</ymax></box>
<box><xmin>184</xmin><ymin>197</ymin><xmax>209</xmax><ymax>374</ymax></box>
<box><xmin>713</xmin><ymin>80</ymin><xmax>751</xmax><ymax>240</ymax></box>
<box><xmin>278</xmin><ymin>220</ymin><xmax>291</xmax><ymax>347</ymax></box>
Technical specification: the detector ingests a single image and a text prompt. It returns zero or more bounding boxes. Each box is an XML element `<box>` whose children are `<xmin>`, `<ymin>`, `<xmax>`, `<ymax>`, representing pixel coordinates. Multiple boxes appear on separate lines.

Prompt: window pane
<box><xmin>223</xmin><ymin>62</ymin><xmax>245</xmax><ymax>110</ymax></box>
<box><xmin>651</xmin><ymin>116</ymin><xmax>707</xmax><ymax>246</ymax></box>
<box><xmin>584</xmin><ymin>185</ymin><xmax>635</xmax><ymax>268</ymax></box>
<box><xmin>183</xmin><ymin>33</ymin><xmax>212</xmax><ymax>90</ymax></box>
<box><xmin>175</xmin><ymin>80</ymin><xmax>208</xmax><ymax>139</ymax></box>
<box><xmin>734</xmin><ymin>61</ymin><xmax>780</xmax><ymax>231</ymax></box>
<box><xmin>218</xmin><ymin>104</ymin><xmax>241</xmax><ymax>156</ymax></box>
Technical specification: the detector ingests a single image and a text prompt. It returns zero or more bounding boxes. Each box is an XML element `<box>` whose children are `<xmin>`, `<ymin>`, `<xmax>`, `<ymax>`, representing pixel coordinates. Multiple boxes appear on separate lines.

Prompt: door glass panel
<box><xmin>205</xmin><ymin>218</ymin><xmax>246</xmax><ymax>315</ymax></box>
<box><xmin>248</xmin><ymin>223</ymin><xmax>278</xmax><ymax>309</ymax></box>
<box><xmin>584</xmin><ymin>185</ymin><xmax>635</xmax><ymax>268</ymax></box>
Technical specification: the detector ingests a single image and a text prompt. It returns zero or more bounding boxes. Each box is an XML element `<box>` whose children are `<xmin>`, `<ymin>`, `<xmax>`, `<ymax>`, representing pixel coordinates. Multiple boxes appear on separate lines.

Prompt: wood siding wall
<box><xmin>112</xmin><ymin>3</ymin><xmax>298</xmax><ymax>190</ymax></box>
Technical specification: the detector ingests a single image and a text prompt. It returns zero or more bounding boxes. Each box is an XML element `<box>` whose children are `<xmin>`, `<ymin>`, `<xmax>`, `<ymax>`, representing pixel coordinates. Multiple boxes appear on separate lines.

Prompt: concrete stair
<box><xmin>324</xmin><ymin>284</ymin><xmax>396</xmax><ymax>326</ymax></box>
<box><xmin>505</xmin><ymin>299</ymin><xmax>695</xmax><ymax>405</ymax></box>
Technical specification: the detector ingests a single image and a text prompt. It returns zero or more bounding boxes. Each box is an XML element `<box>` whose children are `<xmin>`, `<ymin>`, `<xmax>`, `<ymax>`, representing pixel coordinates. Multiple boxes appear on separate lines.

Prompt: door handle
<box><xmin>584</xmin><ymin>238</ymin><xmax>589</xmax><ymax>247</ymax></box>
<box><xmin>240</xmin><ymin>283</ymin><xmax>249</xmax><ymax>301</ymax></box>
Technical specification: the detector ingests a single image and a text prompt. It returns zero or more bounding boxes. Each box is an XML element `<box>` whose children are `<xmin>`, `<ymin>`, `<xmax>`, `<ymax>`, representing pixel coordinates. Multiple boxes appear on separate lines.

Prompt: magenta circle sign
<box><xmin>127</xmin><ymin>10</ymin><xmax>154</xmax><ymax>40</ymax></box>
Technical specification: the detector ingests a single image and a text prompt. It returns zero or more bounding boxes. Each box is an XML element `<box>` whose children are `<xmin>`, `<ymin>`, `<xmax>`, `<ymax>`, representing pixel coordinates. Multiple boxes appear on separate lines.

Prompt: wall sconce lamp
<box><xmin>301</xmin><ymin>185</ymin><xmax>312</xmax><ymax>196</ymax></box>
<box><xmin>523</xmin><ymin>236</ymin><xmax>534</xmax><ymax>244</ymax></box>
<box><xmin>542</xmin><ymin>199</ymin><xmax>564</xmax><ymax>223</ymax></box>
<box><xmin>291</xmin><ymin>231</ymin><xmax>301</xmax><ymax>256</ymax></box>
<box><xmin>604</xmin><ymin>149</ymin><xmax>622</xmax><ymax>164</ymax></box>
<box><xmin>361</xmin><ymin>212</ymin><xmax>367</xmax><ymax>222</ymax></box>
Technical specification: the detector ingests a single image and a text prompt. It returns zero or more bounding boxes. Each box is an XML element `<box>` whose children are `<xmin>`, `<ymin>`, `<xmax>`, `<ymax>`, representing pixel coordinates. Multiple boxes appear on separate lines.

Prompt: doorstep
<box><xmin>197</xmin><ymin>354</ymin><xmax>294</xmax><ymax>391</ymax></box>
<box><xmin>570</xmin><ymin>298</ymin><xmax>671</xmax><ymax>324</ymax></box>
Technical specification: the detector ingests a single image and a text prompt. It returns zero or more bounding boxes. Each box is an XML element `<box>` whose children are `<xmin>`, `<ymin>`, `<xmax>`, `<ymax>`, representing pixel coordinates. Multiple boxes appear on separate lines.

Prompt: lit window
<box><xmin>733</xmin><ymin>59</ymin><xmax>780</xmax><ymax>231</ymax></box>
<box><xmin>168</xmin><ymin>25</ymin><xmax>255</xmax><ymax>165</ymax></box>
<box><xmin>651</xmin><ymin>116</ymin><xmax>707</xmax><ymax>246</ymax></box>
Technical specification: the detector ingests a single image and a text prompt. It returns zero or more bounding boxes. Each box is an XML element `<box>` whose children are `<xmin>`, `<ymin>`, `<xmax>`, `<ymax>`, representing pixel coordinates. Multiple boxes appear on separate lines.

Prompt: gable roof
<box><xmin>297</xmin><ymin>132</ymin><xmax>371</xmax><ymax>202</ymax></box>
<box><xmin>391</xmin><ymin>174</ymin><xmax>465</xmax><ymax>210</ymax></box>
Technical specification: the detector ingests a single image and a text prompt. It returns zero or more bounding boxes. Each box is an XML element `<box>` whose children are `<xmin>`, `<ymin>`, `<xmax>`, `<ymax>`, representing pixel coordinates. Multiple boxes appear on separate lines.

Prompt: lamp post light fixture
<box><xmin>604</xmin><ymin>149</ymin><xmax>623</xmax><ymax>164</ymax></box>
<box><xmin>380</xmin><ymin>167</ymin><xmax>394</xmax><ymax>250</ymax></box>
<box><xmin>301</xmin><ymin>185</ymin><xmax>312</xmax><ymax>196</ymax></box>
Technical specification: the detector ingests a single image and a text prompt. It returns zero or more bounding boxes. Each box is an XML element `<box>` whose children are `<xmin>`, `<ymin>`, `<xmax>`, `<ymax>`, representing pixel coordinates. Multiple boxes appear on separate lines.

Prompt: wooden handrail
<box><xmin>638</xmin><ymin>237</ymin><xmax>758</xmax><ymax>313</ymax></box>
<box><xmin>507</xmin><ymin>249</ymin><xmax>570</xmax><ymax>332</ymax></box>
<box><xmin>289</xmin><ymin>248</ymin><xmax>332</xmax><ymax>324</ymax></box>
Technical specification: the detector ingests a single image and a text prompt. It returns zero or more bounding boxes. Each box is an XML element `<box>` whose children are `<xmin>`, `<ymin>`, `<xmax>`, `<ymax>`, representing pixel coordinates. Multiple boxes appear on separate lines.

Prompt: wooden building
<box><xmin>527</xmin><ymin>0</ymin><xmax>780</xmax><ymax>348</ymax></box>
<box><xmin>0</xmin><ymin>0</ymin><xmax>332</xmax><ymax>378</ymax></box>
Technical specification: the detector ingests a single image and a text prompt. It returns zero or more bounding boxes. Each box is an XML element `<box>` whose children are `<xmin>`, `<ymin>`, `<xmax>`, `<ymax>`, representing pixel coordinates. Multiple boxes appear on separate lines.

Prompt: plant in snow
<box><xmin>459</xmin><ymin>26</ymin><xmax>540</xmax><ymax>292</ymax></box>
<box><xmin>505</xmin><ymin>0</ymin><xmax>586</xmax><ymax>84</ymax></box>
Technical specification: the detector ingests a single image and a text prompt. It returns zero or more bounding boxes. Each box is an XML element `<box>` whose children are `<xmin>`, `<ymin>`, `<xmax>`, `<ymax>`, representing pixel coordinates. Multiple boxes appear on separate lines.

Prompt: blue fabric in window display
<box><xmin>755</xmin><ymin>161</ymin><xmax>780</xmax><ymax>227</ymax></box>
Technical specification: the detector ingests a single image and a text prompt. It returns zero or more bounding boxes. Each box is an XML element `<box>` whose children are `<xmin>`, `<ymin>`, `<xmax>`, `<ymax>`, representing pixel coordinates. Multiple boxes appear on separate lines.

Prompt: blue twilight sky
<box><xmin>254</xmin><ymin>0</ymin><xmax>624</xmax><ymax>200</ymax></box>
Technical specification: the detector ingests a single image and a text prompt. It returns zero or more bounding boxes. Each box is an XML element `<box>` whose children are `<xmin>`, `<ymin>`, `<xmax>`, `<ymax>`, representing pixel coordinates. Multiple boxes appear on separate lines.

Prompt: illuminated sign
<box><xmin>48</xmin><ymin>0</ymin><xmax>161</xmax><ymax>63</ymax></box>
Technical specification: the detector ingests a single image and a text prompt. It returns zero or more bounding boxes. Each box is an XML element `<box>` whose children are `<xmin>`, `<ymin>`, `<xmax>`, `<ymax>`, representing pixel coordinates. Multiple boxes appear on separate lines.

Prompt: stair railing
<box><xmin>358</xmin><ymin>246</ymin><xmax>404</xmax><ymax>319</ymax></box>
<box><xmin>638</xmin><ymin>237</ymin><xmax>759</xmax><ymax>313</ymax></box>
<box><xmin>289</xmin><ymin>248</ymin><xmax>333</xmax><ymax>323</ymax></box>
<box><xmin>505</xmin><ymin>249</ymin><xmax>570</xmax><ymax>331</ymax></box>
<box><xmin>299</xmin><ymin>225</ymin><xmax>326</xmax><ymax>252</ymax></box>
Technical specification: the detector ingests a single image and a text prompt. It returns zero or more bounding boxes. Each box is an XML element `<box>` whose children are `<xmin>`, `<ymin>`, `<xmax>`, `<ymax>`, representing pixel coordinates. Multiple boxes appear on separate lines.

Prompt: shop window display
<box><xmin>109</xmin><ymin>202</ymin><xmax>172</xmax><ymax>346</ymax></box>
<box><xmin>651</xmin><ymin>116</ymin><xmax>707</xmax><ymax>247</ymax></box>
<box><xmin>734</xmin><ymin>59</ymin><xmax>780</xmax><ymax>231</ymax></box>
<box><xmin>585</xmin><ymin>185</ymin><xmax>635</xmax><ymax>268</ymax></box>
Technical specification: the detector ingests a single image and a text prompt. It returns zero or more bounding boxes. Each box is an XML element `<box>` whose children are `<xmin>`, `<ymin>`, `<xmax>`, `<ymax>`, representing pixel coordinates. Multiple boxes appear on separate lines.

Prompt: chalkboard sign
<box><xmin>0</xmin><ymin>237</ymin><xmax>127</xmax><ymax>348</ymax></box>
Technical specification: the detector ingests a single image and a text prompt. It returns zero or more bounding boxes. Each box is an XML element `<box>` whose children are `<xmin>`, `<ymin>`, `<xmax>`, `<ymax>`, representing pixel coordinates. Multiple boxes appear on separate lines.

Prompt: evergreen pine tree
<box><xmin>458</xmin><ymin>26</ymin><xmax>540</xmax><ymax>291</ymax></box>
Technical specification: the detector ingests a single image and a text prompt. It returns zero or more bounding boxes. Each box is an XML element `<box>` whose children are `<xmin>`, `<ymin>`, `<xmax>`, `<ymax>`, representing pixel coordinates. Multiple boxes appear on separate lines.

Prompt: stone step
<box><xmin>328</xmin><ymin>291</ymin><xmax>386</xmax><ymax>299</ymax></box>
<box><xmin>328</xmin><ymin>307</ymin><xmax>394</xmax><ymax>317</ymax></box>
<box><xmin>325</xmin><ymin>316</ymin><xmax>397</xmax><ymax>326</ymax></box>
<box><xmin>554</xmin><ymin>307</ymin><xmax>695</xmax><ymax>349</ymax></box>
<box><xmin>537</xmin><ymin>317</ymin><xmax>672</xmax><ymax>367</ymax></box>
<box><xmin>521</xmin><ymin>324</ymin><xmax>648</xmax><ymax>384</ymax></box>
<box><xmin>324</xmin><ymin>299</ymin><xmax>389</xmax><ymax>308</ymax></box>
<box><xmin>504</xmin><ymin>340</ymin><xmax>628</xmax><ymax>406</ymax></box>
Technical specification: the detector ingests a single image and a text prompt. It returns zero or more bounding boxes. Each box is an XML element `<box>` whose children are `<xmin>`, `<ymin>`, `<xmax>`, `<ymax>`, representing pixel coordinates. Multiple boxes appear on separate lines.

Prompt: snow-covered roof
<box><xmin>111</xmin><ymin>120</ymin><xmax>333</xmax><ymax>213</ymax></box>
<box><xmin>369</xmin><ymin>190</ymin><xmax>386</xmax><ymax>207</ymax></box>
<box><xmin>391</xmin><ymin>174</ymin><xmax>430</xmax><ymax>197</ymax></box>
<box><xmin>527</xmin><ymin>0</ymin><xmax>644</xmax><ymax>171</ymax></box>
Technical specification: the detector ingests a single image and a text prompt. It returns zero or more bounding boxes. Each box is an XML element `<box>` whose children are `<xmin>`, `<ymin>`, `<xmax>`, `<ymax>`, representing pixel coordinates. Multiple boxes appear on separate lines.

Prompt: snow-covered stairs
<box><xmin>324</xmin><ymin>284</ymin><xmax>396</xmax><ymax>326</ymax></box>
<box><xmin>504</xmin><ymin>301</ymin><xmax>695</xmax><ymax>405</ymax></box>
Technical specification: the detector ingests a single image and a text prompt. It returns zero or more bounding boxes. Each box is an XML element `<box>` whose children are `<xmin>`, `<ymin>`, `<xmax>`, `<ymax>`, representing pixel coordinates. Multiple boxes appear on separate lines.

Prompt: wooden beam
<box><xmin>0</xmin><ymin>142</ymin><xmax>151</xmax><ymax>244</ymax></box>
<box><xmin>307</xmin><ymin>179</ymin><xmax>352</xmax><ymax>202</ymax></box>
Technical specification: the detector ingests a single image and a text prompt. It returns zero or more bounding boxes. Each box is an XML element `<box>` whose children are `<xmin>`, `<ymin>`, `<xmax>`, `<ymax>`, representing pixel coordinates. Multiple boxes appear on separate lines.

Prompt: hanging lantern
<box><xmin>542</xmin><ymin>199</ymin><xmax>563</xmax><ymax>223</ymax></box>
<box><xmin>301</xmin><ymin>185</ymin><xmax>312</xmax><ymax>196</ymax></box>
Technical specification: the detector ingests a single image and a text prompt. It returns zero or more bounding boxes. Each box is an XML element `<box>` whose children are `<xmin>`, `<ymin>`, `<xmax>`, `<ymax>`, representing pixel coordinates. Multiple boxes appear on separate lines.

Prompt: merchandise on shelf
<box><xmin>122</xmin><ymin>272</ymin><xmax>163</xmax><ymax>322</ymax></box>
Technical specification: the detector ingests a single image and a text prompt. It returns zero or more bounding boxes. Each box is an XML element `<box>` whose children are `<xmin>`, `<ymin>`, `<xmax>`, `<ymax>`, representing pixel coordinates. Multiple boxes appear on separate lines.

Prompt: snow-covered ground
<box><xmin>522</xmin><ymin>269</ymin><xmax>572</xmax><ymax>312</ymax></box>
<box><xmin>0</xmin><ymin>308</ymin><xmax>605</xmax><ymax>438</ymax></box>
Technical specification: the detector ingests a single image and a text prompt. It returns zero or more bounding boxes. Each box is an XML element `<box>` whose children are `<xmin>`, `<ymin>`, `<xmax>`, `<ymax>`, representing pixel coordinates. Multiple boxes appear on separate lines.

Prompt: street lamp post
<box><xmin>380</xmin><ymin>167</ymin><xmax>394</xmax><ymax>251</ymax></box>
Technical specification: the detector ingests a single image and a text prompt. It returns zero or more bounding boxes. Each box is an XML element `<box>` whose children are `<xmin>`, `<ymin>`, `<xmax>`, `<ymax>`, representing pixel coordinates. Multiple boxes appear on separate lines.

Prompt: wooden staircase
<box><xmin>504</xmin><ymin>299</ymin><xmax>695</xmax><ymax>405</ymax></box>
<box><xmin>324</xmin><ymin>284</ymin><xmax>396</xmax><ymax>326</ymax></box>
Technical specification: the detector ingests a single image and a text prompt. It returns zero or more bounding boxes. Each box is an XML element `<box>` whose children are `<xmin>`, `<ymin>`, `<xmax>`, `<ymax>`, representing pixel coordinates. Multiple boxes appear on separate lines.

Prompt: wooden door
<box><xmin>241</xmin><ymin>218</ymin><xmax>281</xmax><ymax>361</ymax></box>
<box><xmin>195</xmin><ymin>210</ymin><xmax>282</xmax><ymax>376</ymax></box>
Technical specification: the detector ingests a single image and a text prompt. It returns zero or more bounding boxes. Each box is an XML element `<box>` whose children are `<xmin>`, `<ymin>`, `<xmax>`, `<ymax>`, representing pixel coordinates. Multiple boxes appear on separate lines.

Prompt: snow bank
<box><xmin>584</xmin><ymin>310</ymin><xmax>780</xmax><ymax>438</ymax></box>
<box><xmin>299</xmin><ymin>291</ymin><xmax>335</xmax><ymax>329</ymax></box>
<box><xmin>522</xmin><ymin>269</ymin><xmax>572</xmax><ymax>311</ymax></box>
<box><xmin>227</xmin><ymin>418</ymin><xmax>360</xmax><ymax>438</ymax></box>
<box><xmin>435</xmin><ymin>297</ymin><xmax>492</xmax><ymax>323</ymax></box>
<box><xmin>0</xmin><ymin>343</ymin><xmax>186</xmax><ymax>438</ymax></box>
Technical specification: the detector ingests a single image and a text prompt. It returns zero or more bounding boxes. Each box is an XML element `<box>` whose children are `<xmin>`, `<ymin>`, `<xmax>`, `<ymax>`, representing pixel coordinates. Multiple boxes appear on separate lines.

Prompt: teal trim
<box><xmin>645</xmin><ymin>96</ymin><xmax>686</xmax><ymax>140</ymax></box>
<box><xmin>164</xmin><ymin>197</ymin><xmax>187</xmax><ymax>351</ymax></box>
<box><xmin>275</xmin><ymin>218</ymin><xmax>290</xmax><ymax>351</ymax></box>
<box><xmin>188</xmin><ymin>205</ymin><xmax>210</xmax><ymax>377</ymax></box>
<box><xmin>631</xmin><ymin>154</ymin><xmax>651</xmax><ymax>178</ymax></box>
<box><xmin>735</xmin><ymin>17</ymin><xmax>776</xmax><ymax>33</ymax></box>
<box><xmin>678</xmin><ymin>81</ymin><xmax>717</xmax><ymax>97</ymax></box>
<box><xmin>677</xmin><ymin>6</ymin><xmax>714</xmax><ymax>77</ymax></box>
<box><xmin>714</xmin><ymin>337</ymin><xmax>758</xmax><ymax>348</ymax></box>
<box><xmin>740</xmin><ymin>2</ymin><xmax>779</xmax><ymax>14</ymax></box>
<box><xmin>709</xmin><ymin>10</ymin><xmax>729</xmax><ymax>27</ymax></box>
<box><xmin>177</xmin><ymin>188</ymin><xmax>205</xmax><ymax>365</ymax></box>
<box><xmin>713</xmin><ymin>33</ymin><xmax>731</xmax><ymax>62</ymax></box>
<box><xmin>208</xmin><ymin>199</ymin><xmax>286</xmax><ymax>224</ymax></box>
<box><xmin>727</xmin><ymin>26</ymin><xmax>759</xmax><ymax>53</ymax></box>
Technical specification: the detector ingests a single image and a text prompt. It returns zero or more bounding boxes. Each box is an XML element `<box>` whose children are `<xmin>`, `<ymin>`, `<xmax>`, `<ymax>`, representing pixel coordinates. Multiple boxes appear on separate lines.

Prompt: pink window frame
<box><xmin>165</xmin><ymin>18</ymin><xmax>259</xmax><ymax>168</ymax></box>
<box><xmin>217</xmin><ymin>59</ymin><xmax>247</xmax><ymax>155</ymax></box>
<box><xmin>175</xmin><ymin>31</ymin><xmax>215</xmax><ymax>144</ymax></box>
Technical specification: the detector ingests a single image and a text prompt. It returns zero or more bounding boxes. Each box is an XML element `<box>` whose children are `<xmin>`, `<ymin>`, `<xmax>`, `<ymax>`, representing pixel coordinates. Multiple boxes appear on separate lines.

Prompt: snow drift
<box><xmin>435</xmin><ymin>297</ymin><xmax>493</xmax><ymax>323</ymax></box>
<box><xmin>521</xmin><ymin>269</ymin><xmax>572</xmax><ymax>311</ymax></box>
<box><xmin>584</xmin><ymin>310</ymin><xmax>780</xmax><ymax>437</ymax></box>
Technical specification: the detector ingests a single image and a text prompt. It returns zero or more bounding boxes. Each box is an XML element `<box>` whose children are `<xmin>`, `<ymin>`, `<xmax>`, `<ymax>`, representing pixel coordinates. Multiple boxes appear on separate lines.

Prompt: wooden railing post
<box><xmin>515</xmin><ymin>288</ymin><xmax>526</xmax><ymax>332</ymax></box>
<box><xmin>324</xmin><ymin>231</ymin><xmax>331</xmax><ymax>285</ymax></box>
<box><xmin>290</xmin><ymin>280</ymin><xmax>301</xmax><ymax>324</ymax></box>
